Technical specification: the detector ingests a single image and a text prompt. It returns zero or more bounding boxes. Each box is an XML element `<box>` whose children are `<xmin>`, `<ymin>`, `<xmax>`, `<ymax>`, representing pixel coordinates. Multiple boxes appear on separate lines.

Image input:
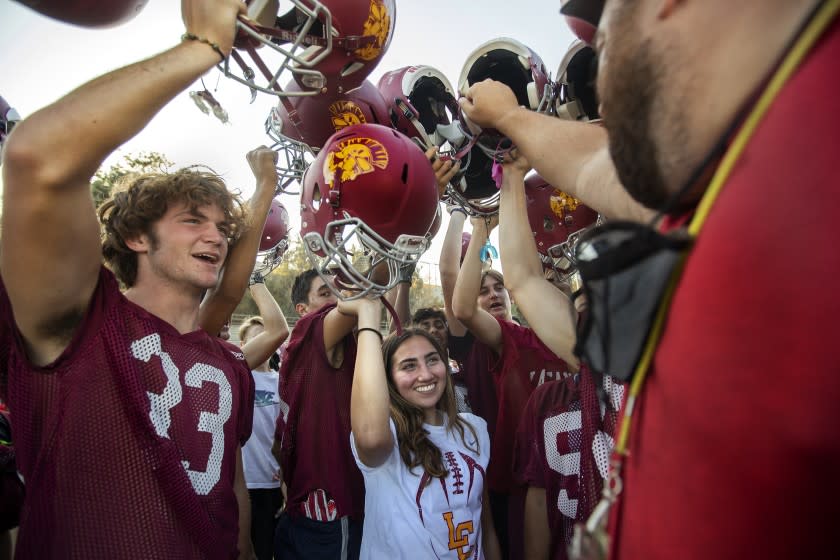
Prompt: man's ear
<box><xmin>124</xmin><ymin>234</ymin><xmax>149</xmax><ymax>253</ymax></box>
<box><xmin>295</xmin><ymin>302</ymin><xmax>308</xmax><ymax>317</ymax></box>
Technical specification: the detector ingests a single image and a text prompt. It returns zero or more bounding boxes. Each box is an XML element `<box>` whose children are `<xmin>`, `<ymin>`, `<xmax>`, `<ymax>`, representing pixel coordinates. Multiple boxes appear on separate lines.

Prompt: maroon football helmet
<box><xmin>300</xmin><ymin>123</ymin><xmax>439</xmax><ymax>299</ymax></box>
<box><xmin>525</xmin><ymin>173</ymin><xmax>599</xmax><ymax>286</ymax></box>
<box><xmin>253</xmin><ymin>198</ymin><xmax>292</xmax><ymax>277</ymax></box>
<box><xmin>555</xmin><ymin>40</ymin><xmax>601</xmax><ymax>122</ymax></box>
<box><xmin>559</xmin><ymin>0</ymin><xmax>604</xmax><ymax>46</ymax></box>
<box><xmin>222</xmin><ymin>0</ymin><xmax>396</xmax><ymax>98</ymax></box>
<box><xmin>0</xmin><ymin>96</ymin><xmax>21</xmax><ymax>158</ymax></box>
<box><xmin>377</xmin><ymin>65</ymin><xmax>460</xmax><ymax>150</ymax></box>
<box><xmin>457</xmin><ymin>38</ymin><xmax>551</xmax><ymax>161</ymax></box>
<box><xmin>13</xmin><ymin>0</ymin><xmax>149</xmax><ymax>27</ymax></box>
<box><xmin>265</xmin><ymin>78</ymin><xmax>390</xmax><ymax>188</ymax></box>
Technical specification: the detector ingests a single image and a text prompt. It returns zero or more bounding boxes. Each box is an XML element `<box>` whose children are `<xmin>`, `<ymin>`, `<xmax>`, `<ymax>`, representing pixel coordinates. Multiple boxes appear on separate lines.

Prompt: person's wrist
<box><xmin>447</xmin><ymin>205</ymin><xmax>467</xmax><ymax>218</ymax></box>
<box><xmin>181</xmin><ymin>32</ymin><xmax>227</xmax><ymax>62</ymax></box>
<box><xmin>495</xmin><ymin>105</ymin><xmax>525</xmax><ymax>137</ymax></box>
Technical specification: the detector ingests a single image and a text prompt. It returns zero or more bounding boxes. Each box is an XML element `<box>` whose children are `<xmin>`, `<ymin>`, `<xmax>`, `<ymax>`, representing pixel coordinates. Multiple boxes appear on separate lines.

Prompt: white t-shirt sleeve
<box><xmin>350</xmin><ymin>417</ymin><xmax>400</xmax><ymax>473</ymax></box>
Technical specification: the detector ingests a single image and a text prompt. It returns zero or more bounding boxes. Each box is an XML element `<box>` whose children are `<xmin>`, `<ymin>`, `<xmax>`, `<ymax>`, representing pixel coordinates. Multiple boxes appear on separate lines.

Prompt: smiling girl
<box><xmin>340</xmin><ymin>297</ymin><xmax>500</xmax><ymax>560</ymax></box>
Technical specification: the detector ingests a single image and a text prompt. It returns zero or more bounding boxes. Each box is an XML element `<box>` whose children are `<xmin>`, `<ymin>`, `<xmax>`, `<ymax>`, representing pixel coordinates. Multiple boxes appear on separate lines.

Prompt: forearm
<box><xmin>200</xmin><ymin>158</ymin><xmax>279</xmax><ymax>335</ymax></box>
<box><xmin>496</xmin><ymin>110</ymin><xmax>652</xmax><ymax>222</ymax></box>
<box><xmin>350</xmin><ymin>308</ymin><xmax>392</xmax><ymax>461</ymax></box>
<box><xmin>252</xmin><ymin>283</ymin><xmax>288</xmax><ymax>339</ymax></box>
<box><xmin>499</xmin><ymin>169</ymin><xmax>543</xmax><ymax>293</ymax></box>
<box><xmin>451</xmin><ymin>223</ymin><xmax>487</xmax><ymax>324</ymax></box>
<box><xmin>386</xmin><ymin>283</ymin><xmax>411</xmax><ymax>332</ymax></box>
<box><xmin>523</xmin><ymin>486</ymin><xmax>550</xmax><ymax>560</ymax></box>
<box><xmin>481</xmin><ymin>488</ymin><xmax>502</xmax><ymax>560</ymax></box>
<box><xmin>241</xmin><ymin>283</ymin><xmax>289</xmax><ymax>369</ymax></box>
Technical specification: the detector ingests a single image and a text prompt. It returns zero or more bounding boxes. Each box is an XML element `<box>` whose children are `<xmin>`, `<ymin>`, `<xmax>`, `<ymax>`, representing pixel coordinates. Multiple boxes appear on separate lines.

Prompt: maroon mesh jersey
<box><xmin>6</xmin><ymin>268</ymin><xmax>254</xmax><ymax>559</ymax></box>
<box><xmin>275</xmin><ymin>303</ymin><xmax>365</xmax><ymax>520</ymax></box>
<box><xmin>514</xmin><ymin>371</ymin><xmax>623</xmax><ymax>559</ymax></box>
<box><xmin>489</xmin><ymin>319</ymin><xmax>574</xmax><ymax>494</ymax></box>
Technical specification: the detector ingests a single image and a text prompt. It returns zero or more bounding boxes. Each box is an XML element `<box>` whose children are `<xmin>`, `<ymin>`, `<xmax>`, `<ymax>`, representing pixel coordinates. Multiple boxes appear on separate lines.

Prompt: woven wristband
<box><xmin>181</xmin><ymin>32</ymin><xmax>225</xmax><ymax>61</ymax></box>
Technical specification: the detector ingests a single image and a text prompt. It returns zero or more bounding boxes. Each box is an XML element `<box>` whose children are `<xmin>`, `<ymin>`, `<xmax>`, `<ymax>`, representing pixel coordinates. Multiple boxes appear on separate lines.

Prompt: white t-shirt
<box><xmin>242</xmin><ymin>369</ymin><xmax>281</xmax><ymax>489</ymax></box>
<box><xmin>351</xmin><ymin>413</ymin><xmax>490</xmax><ymax>559</ymax></box>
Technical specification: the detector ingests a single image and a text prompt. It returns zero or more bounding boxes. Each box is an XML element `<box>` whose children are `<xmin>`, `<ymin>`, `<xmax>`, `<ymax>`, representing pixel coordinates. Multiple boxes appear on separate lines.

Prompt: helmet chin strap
<box><xmin>380</xmin><ymin>294</ymin><xmax>402</xmax><ymax>335</ymax></box>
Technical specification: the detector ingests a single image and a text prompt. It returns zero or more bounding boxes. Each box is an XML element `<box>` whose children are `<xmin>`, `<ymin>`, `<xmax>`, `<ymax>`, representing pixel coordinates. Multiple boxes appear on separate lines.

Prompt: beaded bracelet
<box><xmin>181</xmin><ymin>32</ymin><xmax>225</xmax><ymax>62</ymax></box>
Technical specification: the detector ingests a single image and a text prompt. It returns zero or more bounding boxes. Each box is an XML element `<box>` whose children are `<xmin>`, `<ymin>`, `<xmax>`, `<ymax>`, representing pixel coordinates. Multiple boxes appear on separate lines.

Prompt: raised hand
<box><xmin>458</xmin><ymin>79</ymin><xmax>520</xmax><ymax>130</ymax></box>
<box><xmin>181</xmin><ymin>0</ymin><xmax>247</xmax><ymax>57</ymax></box>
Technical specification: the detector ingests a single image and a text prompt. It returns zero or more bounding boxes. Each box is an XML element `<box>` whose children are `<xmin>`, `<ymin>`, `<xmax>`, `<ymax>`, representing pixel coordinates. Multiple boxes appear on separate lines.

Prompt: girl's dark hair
<box><xmin>381</xmin><ymin>328</ymin><xmax>479</xmax><ymax>481</ymax></box>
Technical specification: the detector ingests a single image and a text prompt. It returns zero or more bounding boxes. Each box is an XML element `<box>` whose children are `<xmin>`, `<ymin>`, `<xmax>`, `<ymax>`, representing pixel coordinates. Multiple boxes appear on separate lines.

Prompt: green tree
<box><xmin>91</xmin><ymin>151</ymin><xmax>174</xmax><ymax>208</ymax></box>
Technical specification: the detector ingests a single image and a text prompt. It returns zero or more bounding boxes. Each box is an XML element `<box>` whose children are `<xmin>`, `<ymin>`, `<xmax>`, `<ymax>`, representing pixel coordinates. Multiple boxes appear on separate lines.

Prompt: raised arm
<box><xmin>241</xmin><ymin>279</ymin><xmax>290</xmax><ymax>370</ymax></box>
<box><xmin>343</xmin><ymin>297</ymin><xmax>393</xmax><ymax>468</ymax></box>
<box><xmin>458</xmin><ymin>80</ymin><xmax>654</xmax><ymax>223</ymax></box>
<box><xmin>200</xmin><ymin>146</ymin><xmax>279</xmax><ymax>336</ymax></box>
<box><xmin>384</xmin><ymin>263</ymin><xmax>414</xmax><ymax>333</ymax></box>
<box><xmin>1</xmin><ymin>0</ymin><xmax>246</xmax><ymax>366</ymax></box>
<box><xmin>451</xmin><ymin>216</ymin><xmax>503</xmax><ymax>354</ymax></box>
<box><xmin>439</xmin><ymin>208</ymin><xmax>468</xmax><ymax>337</ymax></box>
<box><xmin>498</xmin><ymin>157</ymin><xmax>579</xmax><ymax>367</ymax></box>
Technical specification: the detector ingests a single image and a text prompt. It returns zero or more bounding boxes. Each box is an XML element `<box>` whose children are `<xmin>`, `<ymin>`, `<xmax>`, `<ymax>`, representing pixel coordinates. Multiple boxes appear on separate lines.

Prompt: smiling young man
<box><xmin>0</xmin><ymin>1</ymin><xmax>258</xmax><ymax>557</ymax></box>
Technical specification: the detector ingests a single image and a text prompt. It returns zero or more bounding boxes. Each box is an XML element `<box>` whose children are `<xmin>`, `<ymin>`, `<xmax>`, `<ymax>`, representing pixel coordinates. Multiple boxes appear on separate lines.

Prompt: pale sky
<box><xmin>0</xmin><ymin>0</ymin><xmax>577</xmax><ymax>281</ymax></box>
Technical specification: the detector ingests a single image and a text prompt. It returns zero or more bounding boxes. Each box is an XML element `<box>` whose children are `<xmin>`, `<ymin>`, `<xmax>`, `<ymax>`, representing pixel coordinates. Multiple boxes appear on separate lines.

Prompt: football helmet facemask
<box><xmin>265</xmin><ymin>78</ymin><xmax>390</xmax><ymax>189</ymax></box>
<box><xmin>222</xmin><ymin>0</ymin><xmax>396</xmax><ymax>98</ymax></box>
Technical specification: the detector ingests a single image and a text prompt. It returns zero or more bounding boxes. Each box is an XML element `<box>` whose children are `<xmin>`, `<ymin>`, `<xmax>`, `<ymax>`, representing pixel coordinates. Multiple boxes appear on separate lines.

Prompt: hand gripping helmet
<box><xmin>559</xmin><ymin>0</ymin><xmax>604</xmax><ymax>46</ymax></box>
<box><xmin>222</xmin><ymin>0</ymin><xmax>396</xmax><ymax>98</ymax></box>
<box><xmin>13</xmin><ymin>0</ymin><xmax>148</xmax><ymax>27</ymax></box>
<box><xmin>554</xmin><ymin>40</ymin><xmax>601</xmax><ymax>122</ymax></box>
<box><xmin>300</xmin><ymin>123</ymin><xmax>439</xmax><ymax>299</ymax></box>
<box><xmin>457</xmin><ymin>37</ymin><xmax>551</xmax><ymax>161</ymax></box>
<box><xmin>445</xmin><ymin>144</ymin><xmax>499</xmax><ymax>217</ymax></box>
<box><xmin>377</xmin><ymin>66</ymin><xmax>460</xmax><ymax>150</ymax></box>
<box><xmin>0</xmin><ymin>96</ymin><xmax>21</xmax><ymax>159</ymax></box>
<box><xmin>525</xmin><ymin>173</ymin><xmax>598</xmax><ymax>289</ymax></box>
<box><xmin>253</xmin><ymin>198</ymin><xmax>292</xmax><ymax>277</ymax></box>
<box><xmin>265</xmin><ymin>78</ymin><xmax>390</xmax><ymax>188</ymax></box>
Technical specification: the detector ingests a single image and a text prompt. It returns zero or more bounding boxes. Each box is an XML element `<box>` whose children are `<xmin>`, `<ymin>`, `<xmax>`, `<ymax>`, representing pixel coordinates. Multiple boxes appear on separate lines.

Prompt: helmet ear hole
<box><xmin>341</xmin><ymin>62</ymin><xmax>366</xmax><ymax>78</ymax></box>
<box><xmin>401</xmin><ymin>164</ymin><xmax>409</xmax><ymax>184</ymax></box>
<box><xmin>312</xmin><ymin>183</ymin><xmax>322</xmax><ymax>211</ymax></box>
